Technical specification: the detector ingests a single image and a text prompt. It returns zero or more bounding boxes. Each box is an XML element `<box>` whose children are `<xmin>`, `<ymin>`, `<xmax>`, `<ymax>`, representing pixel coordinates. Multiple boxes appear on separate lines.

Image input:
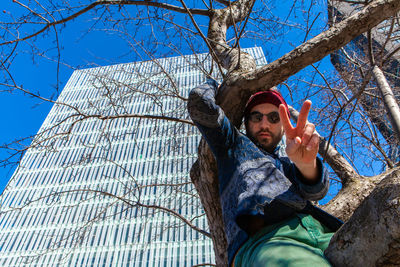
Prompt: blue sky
<box><xmin>0</xmin><ymin>0</ymin><xmax>138</xmax><ymax>192</ymax></box>
<box><xmin>0</xmin><ymin>0</ymin><xmax>344</xmax><ymax>199</ymax></box>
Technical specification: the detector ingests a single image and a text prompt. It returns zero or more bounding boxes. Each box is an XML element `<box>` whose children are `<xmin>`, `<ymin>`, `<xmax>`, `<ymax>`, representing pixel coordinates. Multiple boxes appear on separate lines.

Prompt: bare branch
<box><xmin>214</xmin><ymin>0</ymin><xmax>230</xmax><ymax>6</ymax></box>
<box><xmin>1</xmin><ymin>0</ymin><xmax>210</xmax><ymax>47</ymax></box>
<box><xmin>218</xmin><ymin>0</ymin><xmax>400</xmax><ymax>124</ymax></box>
<box><xmin>234</xmin><ymin>0</ymin><xmax>400</xmax><ymax>89</ymax></box>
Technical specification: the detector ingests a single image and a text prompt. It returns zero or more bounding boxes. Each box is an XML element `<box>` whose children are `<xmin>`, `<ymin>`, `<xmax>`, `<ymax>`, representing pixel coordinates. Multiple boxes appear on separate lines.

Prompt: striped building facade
<box><xmin>0</xmin><ymin>47</ymin><xmax>266</xmax><ymax>266</ymax></box>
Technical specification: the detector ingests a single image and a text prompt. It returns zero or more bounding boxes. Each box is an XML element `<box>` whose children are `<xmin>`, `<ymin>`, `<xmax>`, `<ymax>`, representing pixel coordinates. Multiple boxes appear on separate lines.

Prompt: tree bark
<box><xmin>325</xmin><ymin>167</ymin><xmax>400</xmax><ymax>266</ymax></box>
<box><xmin>323</xmin><ymin>174</ymin><xmax>385</xmax><ymax>222</ymax></box>
<box><xmin>190</xmin><ymin>140</ymin><xmax>228</xmax><ymax>266</ymax></box>
<box><xmin>207</xmin><ymin>0</ymin><xmax>257</xmax><ymax>73</ymax></box>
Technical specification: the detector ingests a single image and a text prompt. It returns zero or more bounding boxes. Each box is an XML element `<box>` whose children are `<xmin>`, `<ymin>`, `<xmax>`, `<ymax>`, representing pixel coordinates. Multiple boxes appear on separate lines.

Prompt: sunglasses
<box><xmin>248</xmin><ymin>111</ymin><xmax>280</xmax><ymax>124</ymax></box>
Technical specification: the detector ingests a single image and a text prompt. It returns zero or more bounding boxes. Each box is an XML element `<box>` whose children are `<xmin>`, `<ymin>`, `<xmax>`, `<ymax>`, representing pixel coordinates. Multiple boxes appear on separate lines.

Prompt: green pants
<box><xmin>234</xmin><ymin>213</ymin><xmax>334</xmax><ymax>267</ymax></box>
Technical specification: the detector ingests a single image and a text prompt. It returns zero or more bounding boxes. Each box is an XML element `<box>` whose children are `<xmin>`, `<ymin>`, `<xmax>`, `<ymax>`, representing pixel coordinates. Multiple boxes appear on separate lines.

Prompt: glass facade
<box><xmin>328</xmin><ymin>0</ymin><xmax>400</xmax><ymax>163</ymax></box>
<box><xmin>0</xmin><ymin>47</ymin><xmax>266</xmax><ymax>266</ymax></box>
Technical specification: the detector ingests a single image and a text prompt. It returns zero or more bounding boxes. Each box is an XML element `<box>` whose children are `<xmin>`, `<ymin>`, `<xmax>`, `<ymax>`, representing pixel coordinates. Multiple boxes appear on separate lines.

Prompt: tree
<box><xmin>1</xmin><ymin>0</ymin><xmax>400</xmax><ymax>266</ymax></box>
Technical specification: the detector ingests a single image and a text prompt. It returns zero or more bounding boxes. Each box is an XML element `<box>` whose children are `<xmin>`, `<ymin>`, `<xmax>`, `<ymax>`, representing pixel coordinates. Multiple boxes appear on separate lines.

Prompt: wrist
<box><xmin>294</xmin><ymin>159</ymin><xmax>316</xmax><ymax>170</ymax></box>
<box><xmin>294</xmin><ymin>159</ymin><xmax>318</xmax><ymax>183</ymax></box>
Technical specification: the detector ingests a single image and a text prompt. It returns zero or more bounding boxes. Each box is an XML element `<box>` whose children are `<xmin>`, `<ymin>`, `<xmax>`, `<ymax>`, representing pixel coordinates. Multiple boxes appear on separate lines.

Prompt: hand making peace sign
<box><xmin>279</xmin><ymin>100</ymin><xmax>320</xmax><ymax>181</ymax></box>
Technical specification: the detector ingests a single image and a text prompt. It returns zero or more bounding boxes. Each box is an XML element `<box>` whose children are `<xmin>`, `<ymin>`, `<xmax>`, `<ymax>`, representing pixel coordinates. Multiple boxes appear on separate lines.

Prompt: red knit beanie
<box><xmin>244</xmin><ymin>90</ymin><xmax>290</xmax><ymax>118</ymax></box>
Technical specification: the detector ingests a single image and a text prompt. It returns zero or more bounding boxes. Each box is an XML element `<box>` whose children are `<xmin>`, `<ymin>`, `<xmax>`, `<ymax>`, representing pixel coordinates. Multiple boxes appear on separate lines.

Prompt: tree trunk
<box><xmin>189</xmin><ymin>0</ymin><xmax>400</xmax><ymax>266</ymax></box>
<box><xmin>323</xmin><ymin>174</ymin><xmax>384</xmax><ymax>222</ymax></box>
<box><xmin>190</xmin><ymin>140</ymin><xmax>228</xmax><ymax>266</ymax></box>
<box><xmin>325</xmin><ymin>167</ymin><xmax>400</xmax><ymax>266</ymax></box>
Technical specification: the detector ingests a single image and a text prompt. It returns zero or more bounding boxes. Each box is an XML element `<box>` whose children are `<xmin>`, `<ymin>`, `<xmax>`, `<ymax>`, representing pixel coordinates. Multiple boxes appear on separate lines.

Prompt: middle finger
<box><xmin>301</xmin><ymin>123</ymin><xmax>316</xmax><ymax>145</ymax></box>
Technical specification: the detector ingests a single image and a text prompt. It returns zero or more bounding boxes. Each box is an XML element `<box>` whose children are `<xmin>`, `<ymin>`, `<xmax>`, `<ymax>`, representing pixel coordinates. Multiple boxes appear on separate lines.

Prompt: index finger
<box><xmin>296</xmin><ymin>100</ymin><xmax>312</xmax><ymax>131</ymax></box>
<box><xmin>279</xmin><ymin>104</ymin><xmax>294</xmax><ymax>137</ymax></box>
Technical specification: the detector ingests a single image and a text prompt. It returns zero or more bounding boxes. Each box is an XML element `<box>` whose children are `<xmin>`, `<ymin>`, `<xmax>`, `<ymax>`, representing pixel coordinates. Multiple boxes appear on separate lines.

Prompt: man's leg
<box><xmin>234</xmin><ymin>214</ymin><xmax>334</xmax><ymax>267</ymax></box>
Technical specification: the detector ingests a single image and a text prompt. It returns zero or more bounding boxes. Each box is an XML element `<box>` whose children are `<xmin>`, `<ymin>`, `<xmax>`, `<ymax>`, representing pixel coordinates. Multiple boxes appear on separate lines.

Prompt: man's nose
<box><xmin>259</xmin><ymin>116</ymin><xmax>270</xmax><ymax>129</ymax></box>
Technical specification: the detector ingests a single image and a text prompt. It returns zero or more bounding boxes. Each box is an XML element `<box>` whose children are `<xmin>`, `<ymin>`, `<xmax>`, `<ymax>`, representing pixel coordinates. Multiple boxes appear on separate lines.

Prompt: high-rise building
<box><xmin>0</xmin><ymin>48</ymin><xmax>267</xmax><ymax>266</ymax></box>
<box><xmin>328</xmin><ymin>0</ymin><xmax>400</xmax><ymax>162</ymax></box>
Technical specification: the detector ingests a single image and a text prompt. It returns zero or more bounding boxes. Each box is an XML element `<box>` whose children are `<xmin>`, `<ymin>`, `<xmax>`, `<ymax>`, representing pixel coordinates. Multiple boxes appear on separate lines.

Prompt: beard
<box><xmin>248</xmin><ymin>129</ymin><xmax>283</xmax><ymax>153</ymax></box>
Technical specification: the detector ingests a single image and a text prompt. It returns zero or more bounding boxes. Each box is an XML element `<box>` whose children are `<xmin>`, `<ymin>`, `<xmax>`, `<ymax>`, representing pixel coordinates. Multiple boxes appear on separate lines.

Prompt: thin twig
<box><xmin>1</xmin><ymin>0</ymin><xmax>210</xmax><ymax>47</ymax></box>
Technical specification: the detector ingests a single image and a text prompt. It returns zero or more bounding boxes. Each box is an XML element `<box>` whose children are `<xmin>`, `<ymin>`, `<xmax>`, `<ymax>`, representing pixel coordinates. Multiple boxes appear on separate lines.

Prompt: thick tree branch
<box><xmin>190</xmin><ymin>140</ymin><xmax>228</xmax><ymax>266</ymax></box>
<box><xmin>207</xmin><ymin>0</ymin><xmax>257</xmax><ymax>73</ymax></box>
<box><xmin>325</xmin><ymin>167</ymin><xmax>400</xmax><ymax>266</ymax></box>
<box><xmin>248</xmin><ymin>0</ymin><xmax>400</xmax><ymax>87</ymax></box>
<box><xmin>218</xmin><ymin>0</ymin><xmax>400</xmax><ymax>123</ymax></box>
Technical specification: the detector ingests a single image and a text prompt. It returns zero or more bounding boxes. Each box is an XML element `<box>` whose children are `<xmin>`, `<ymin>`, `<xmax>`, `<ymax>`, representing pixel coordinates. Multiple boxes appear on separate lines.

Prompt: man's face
<box><xmin>246</xmin><ymin>103</ymin><xmax>284</xmax><ymax>153</ymax></box>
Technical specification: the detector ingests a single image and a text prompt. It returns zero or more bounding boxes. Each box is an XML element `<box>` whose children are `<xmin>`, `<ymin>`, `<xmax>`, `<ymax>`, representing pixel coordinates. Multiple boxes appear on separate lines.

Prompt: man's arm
<box><xmin>279</xmin><ymin>101</ymin><xmax>329</xmax><ymax>200</ymax></box>
<box><xmin>187</xmin><ymin>79</ymin><xmax>237</xmax><ymax>158</ymax></box>
<box><xmin>292</xmin><ymin>157</ymin><xmax>329</xmax><ymax>201</ymax></box>
<box><xmin>279</xmin><ymin>100</ymin><xmax>320</xmax><ymax>182</ymax></box>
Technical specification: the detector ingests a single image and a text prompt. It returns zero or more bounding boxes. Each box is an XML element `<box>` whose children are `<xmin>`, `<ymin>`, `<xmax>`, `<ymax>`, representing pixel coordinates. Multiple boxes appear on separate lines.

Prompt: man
<box><xmin>187</xmin><ymin>79</ymin><xmax>342</xmax><ymax>266</ymax></box>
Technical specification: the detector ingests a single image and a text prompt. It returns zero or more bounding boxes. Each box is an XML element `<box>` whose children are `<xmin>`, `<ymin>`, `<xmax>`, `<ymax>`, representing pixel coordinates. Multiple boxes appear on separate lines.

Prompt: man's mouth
<box><xmin>257</xmin><ymin>132</ymin><xmax>271</xmax><ymax>138</ymax></box>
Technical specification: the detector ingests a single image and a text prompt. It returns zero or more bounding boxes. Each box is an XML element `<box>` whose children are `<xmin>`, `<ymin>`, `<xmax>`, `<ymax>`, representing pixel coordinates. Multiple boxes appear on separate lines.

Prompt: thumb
<box><xmin>286</xmin><ymin>136</ymin><xmax>301</xmax><ymax>156</ymax></box>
